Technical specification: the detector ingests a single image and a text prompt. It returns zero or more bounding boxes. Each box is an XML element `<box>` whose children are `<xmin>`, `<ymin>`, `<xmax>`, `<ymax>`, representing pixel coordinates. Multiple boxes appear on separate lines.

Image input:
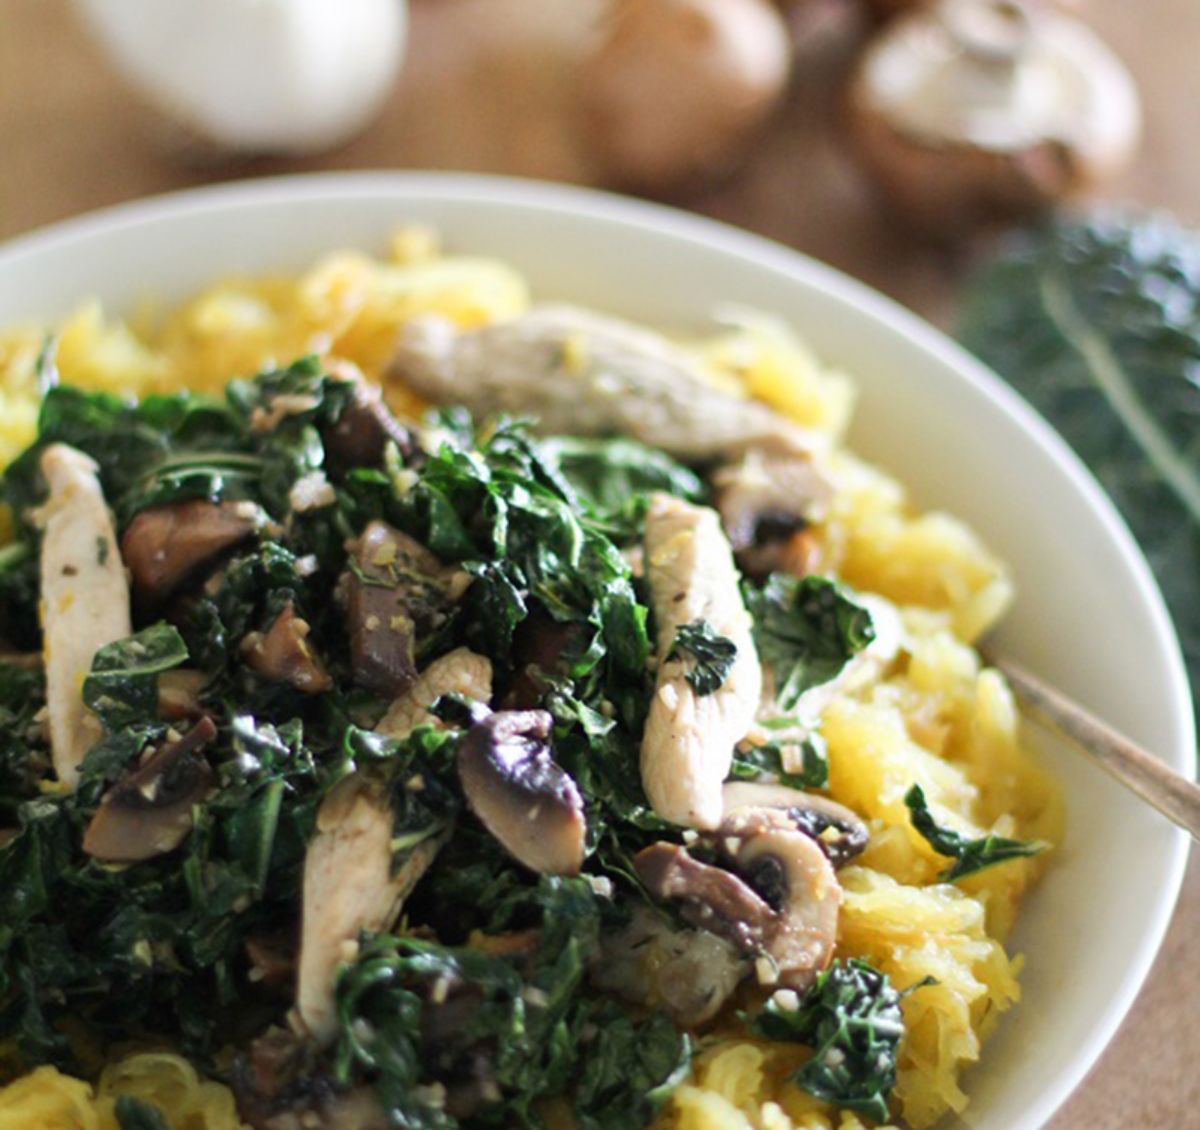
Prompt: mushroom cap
<box><xmin>82</xmin><ymin>716</ymin><xmax>217</xmax><ymax>863</ymax></box>
<box><xmin>847</xmin><ymin>0</ymin><xmax>1141</xmax><ymax>234</ymax></box>
<box><xmin>456</xmin><ymin>710</ymin><xmax>586</xmax><ymax>876</ymax></box>
<box><xmin>721</xmin><ymin>780</ymin><xmax>869</xmax><ymax>867</ymax></box>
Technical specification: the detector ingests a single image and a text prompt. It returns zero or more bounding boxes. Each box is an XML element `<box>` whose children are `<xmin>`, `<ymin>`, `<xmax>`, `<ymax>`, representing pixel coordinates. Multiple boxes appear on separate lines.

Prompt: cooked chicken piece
<box><xmin>375</xmin><ymin>647</ymin><xmax>493</xmax><ymax>739</ymax></box>
<box><xmin>35</xmin><ymin>444</ymin><xmax>132</xmax><ymax>788</ymax></box>
<box><xmin>389</xmin><ymin>305</ymin><xmax>818</xmax><ymax>460</ymax></box>
<box><xmin>641</xmin><ymin>493</ymin><xmax>762</xmax><ymax>829</ymax></box>
<box><xmin>295</xmin><ymin>774</ymin><xmax>444</xmax><ymax>1045</ymax></box>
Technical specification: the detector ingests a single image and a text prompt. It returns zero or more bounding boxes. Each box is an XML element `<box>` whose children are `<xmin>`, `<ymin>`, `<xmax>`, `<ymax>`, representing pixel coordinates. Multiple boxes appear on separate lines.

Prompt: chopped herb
<box><xmin>668</xmin><ymin>619</ymin><xmax>738</xmax><ymax>696</ymax></box>
<box><xmin>750</xmin><ymin>958</ymin><xmax>911</xmax><ymax>1123</ymax></box>
<box><xmin>744</xmin><ymin>575</ymin><xmax>874</xmax><ymax>710</ymax></box>
<box><xmin>730</xmin><ymin>724</ymin><xmax>829</xmax><ymax>790</ymax></box>
<box><xmin>904</xmin><ymin>784</ymin><xmax>1047</xmax><ymax>881</ymax></box>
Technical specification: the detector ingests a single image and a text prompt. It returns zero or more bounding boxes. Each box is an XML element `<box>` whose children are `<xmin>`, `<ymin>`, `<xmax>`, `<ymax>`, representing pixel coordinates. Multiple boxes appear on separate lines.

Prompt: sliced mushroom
<box><xmin>245</xmin><ymin>931</ymin><xmax>297</xmax><ymax>993</ymax></box>
<box><xmin>503</xmin><ymin>613</ymin><xmax>586</xmax><ymax>709</ymax></box>
<box><xmin>389</xmin><ymin>305</ymin><xmax>819</xmax><ymax>460</ymax></box>
<box><xmin>296</xmin><ymin>771</ymin><xmax>446</xmax><ymax>1045</ymax></box>
<box><xmin>35</xmin><ymin>444</ymin><xmax>132</xmax><ymax>788</ymax></box>
<box><xmin>157</xmin><ymin>668</ymin><xmax>208</xmax><ymax>720</ymax></box>
<box><xmin>456</xmin><ymin>709</ymin><xmax>586</xmax><ymax>876</ymax></box>
<box><xmin>342</xmin><ymin>520</ymin><xmax>467</xmax><ymax>698</ymax></box>
<box><xmin>322</xmin><ymin>374</ymin><xmax>414</xmax><ymax>475</ymax></box>
<box><xmin>720</xmin><ymin>809</ymin><xmax>841</xmax><ymax>990</ymax></box>
<box><xmin>241</xmin><ymin>601</ymin><xmax>333</xmax><ymax>694</ymax></box>
<box><xmin>82</xmin><ymin>716</ymin><xmax>217</xmax><ymax>863</ymax></box>
<box><xmin>722</xmin><ymin>781</ymin><xmax>869</xmax><ymax>868</ymax></box>
<box><xmin>633</xmin><ymin>841</ymin><xmax>775</xmax><ymax>953</ymax></box>
<box><xmin>712</xmin><ymin>449</ymin><xmax>836</xmax><ymax>579</ymax></box>
<box><xmin>375</xmin><ymin>647</ymin><xmax>493</xmax><ymax>739</ymax></box>
<box><xmin>641</xmin><ymin>493</ymin><xmax>762</xmax><ymax>830</ymax></box>
<box><xmin>121</xmin><ymin>498</ymin><xmax>264</xmax><ymax>610</ymax></box>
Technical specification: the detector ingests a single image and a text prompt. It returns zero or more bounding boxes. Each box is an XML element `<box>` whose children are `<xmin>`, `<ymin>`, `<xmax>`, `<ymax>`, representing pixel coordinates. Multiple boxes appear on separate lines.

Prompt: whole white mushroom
<box><xmin>74</xmin><ymin>0</ymin><xmax>407</xmax><ymax>155</ymax></box>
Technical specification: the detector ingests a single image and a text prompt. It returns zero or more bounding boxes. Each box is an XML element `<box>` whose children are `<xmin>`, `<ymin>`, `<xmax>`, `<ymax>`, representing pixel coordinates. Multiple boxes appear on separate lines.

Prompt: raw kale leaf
<box><xmin>668</xmin><ymin>619</ymin><xmax>737</xmax><ymax>696</ymax></box>
<box><xmin>904</xmin><ymin>784</ymin><xmax>1046</xmax><ymax>881</ymax></box>
<box><xmin>750</xmin><ymin>959</ymin><xmax>906</xmax><ymax>1123</ymax></box>
<box><xmin>959</xmin><ymin>212</ymin><xmax>1200</xmax><ymax>720</ymax></box>
<box><xmin>82</xmin><ymin>622</ymin><xmax>189</xmax><ymax>731</ymax></box>
<box><xmin>744</xmin><ymin>574</ymin><xmax>874</xmax><ymax>710</ymax></box>
<box><xmin>114</xmin><ymin>1095</ymin><xmax>172</xmax><ymax>1130</ymax></box>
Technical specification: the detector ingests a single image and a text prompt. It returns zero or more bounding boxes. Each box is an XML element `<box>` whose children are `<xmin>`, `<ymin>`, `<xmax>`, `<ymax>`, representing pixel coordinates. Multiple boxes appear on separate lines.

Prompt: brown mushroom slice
<box><xmin>722</xmin><ymin>781</ymin><xmax>869</xmax><ymax>867</ymax></box>
<box><xmin>503</xmin><ymin>613</ymin><xmax>587</xmax><ymax>709</ymax></box>
<box><xmin>389</xmin><ymin>305</ymin><xmax>819</xmax><ymax>461</ymax></box>
<box><xmin>641</xmin><ymin>493</ymin><xmax>762</xmax><ymax>829</ymax></box>
<box><xmin>719</xmin><ymin>809</ymin><xmax>841</xmax><ymax>990</ymax></box>
<box><xmin>241</xmin><ymin>602</ymin><xmax>333</xmax><ymax>694</ymax></box>
<box><xmin>633</xmin><ymin>841</ymin><xmax>776</xmax><ymax>954</ymax></box>
<box><xmin>343</xmin><ymin>520</ymin><xmax>467</xmax><ymax>698</ymax></box>
<box><xmin>456</xmin><ymin>710</ymin><xmax>586</xmax><ymax>877</ymax></box>
<box><xmin>296</xmin><ymin>772</ymin><xmax>446</xmax><ymax>1045</ymax></box>
<box><xmin>121</xmin><ymin>498</ymin><xmax>265</xmax><ymax>608</ymax></box>
<box><xmin>157</xmin><ymin>668</ymin><xmax>209</xmax><ymax>720</ymax></box>
<box><xmin>712</xmin><ymin>450</ymin><xmax>835</xmax><ymax>579</ymax></box>
<box><xmin>82</xmin><ymin>716</ymin><xmax>217</xmax><ymax>863</ymax></box>
<box><xmin>376</xmin><ymin>647</ymin><xmax>493</xmax><ymax>739</ymax></box>
<box><xmin>36</xmin><ymin>444</ymin><xmax>132</xmax><ymax>788</ymax></box>
<box><xmin>322</xmin><ymin>374</ymin><xmax>414</xmax><ymax>475</ymax></box>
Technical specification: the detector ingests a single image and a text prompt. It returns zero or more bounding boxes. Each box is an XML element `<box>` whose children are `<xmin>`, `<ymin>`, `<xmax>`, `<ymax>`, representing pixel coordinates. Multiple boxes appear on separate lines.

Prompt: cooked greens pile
<box><xmin>0</xmin><ymin>357</ymin><xmax>909</xmax><ymax>1127</ymax></box>
<box><xmin>960</xmin><ymin>212</ymin><xmax>1200</xmax><ymax>720</ymax></box>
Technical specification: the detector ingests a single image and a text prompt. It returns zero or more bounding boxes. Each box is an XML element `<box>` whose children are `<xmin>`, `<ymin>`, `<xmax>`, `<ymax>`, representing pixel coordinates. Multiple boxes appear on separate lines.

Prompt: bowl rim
<box><xmin>0</xmin><ymin>170</ymin><xmax>1193</xmax><ymax>1128</ymax></box>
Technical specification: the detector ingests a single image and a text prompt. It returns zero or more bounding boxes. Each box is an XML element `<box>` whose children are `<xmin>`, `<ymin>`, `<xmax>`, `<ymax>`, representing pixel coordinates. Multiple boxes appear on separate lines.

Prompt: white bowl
<box><xmin>0</xmin><ymin>173</ymin><xmax>1192</xmax><ymax>1130</ymax></box>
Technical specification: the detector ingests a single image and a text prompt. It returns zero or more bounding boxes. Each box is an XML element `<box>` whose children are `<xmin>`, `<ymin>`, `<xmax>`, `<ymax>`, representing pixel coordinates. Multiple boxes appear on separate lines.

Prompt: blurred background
<box><xmin>2</xmin><ymin>0</ymin><xmax>1197</xmax><ymax>1124</ymax></box>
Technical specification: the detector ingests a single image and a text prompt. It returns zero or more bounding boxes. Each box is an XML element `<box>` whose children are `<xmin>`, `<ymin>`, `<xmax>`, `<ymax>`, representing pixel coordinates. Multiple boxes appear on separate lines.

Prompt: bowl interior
<box><xmin>0</xmin><ymin>173</ymin><xmax>1191</xmax><ymax>1130</ymax></box>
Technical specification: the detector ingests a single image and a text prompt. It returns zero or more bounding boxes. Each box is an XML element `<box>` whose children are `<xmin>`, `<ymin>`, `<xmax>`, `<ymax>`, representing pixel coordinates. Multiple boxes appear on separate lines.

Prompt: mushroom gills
<box><xmin>456</xmin><ymin>709</ymin><xmax>586</xmax><ymax>877</ymax></box>
<box><xmin>721</xmin><ymin>780</ymin><xmax>869</xmax><ymax>867</ymax></box>
<box><xmin>36</xmin><ymin>443</ymin><xmax>133</xmax><ymax>788</ymax></box>
<box><xmin>389</xmin><ymin>304</ymin><xmax>820</xmax><ymax>460</ymax></box>
<box><xmin>82</xmin><ymin>716</ymin><xmax>218</xmax><ymax>863</ymax></box>
<box><xmin>295</xmin><ymin>772</ymin><xmax>447</xmax><ymax>1045</ymax></box>
<box><xmin>640</xmin><ymin>492</ymin><xmax>763</xmax><ymax>829</ymax></box>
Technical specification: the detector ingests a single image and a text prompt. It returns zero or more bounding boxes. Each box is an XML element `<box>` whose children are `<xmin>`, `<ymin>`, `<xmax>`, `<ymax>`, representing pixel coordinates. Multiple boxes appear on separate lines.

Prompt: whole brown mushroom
<box><xmin>580</xmin><ymin>0</ymin><xmax>792</xmax><ymax>195</ymax></box>
<box><xmin>846</xmin><ymin>0</ymin><xmax>1140</xmax><ymax>237</ymax></box>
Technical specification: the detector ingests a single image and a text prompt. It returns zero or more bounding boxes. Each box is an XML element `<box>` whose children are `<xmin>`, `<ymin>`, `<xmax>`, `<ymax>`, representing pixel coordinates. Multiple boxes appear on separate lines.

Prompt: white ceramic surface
<box><xmin>0</xmin><ymin>173</ymin><xmax>1192</xmax><ymax>1130</ymax></box>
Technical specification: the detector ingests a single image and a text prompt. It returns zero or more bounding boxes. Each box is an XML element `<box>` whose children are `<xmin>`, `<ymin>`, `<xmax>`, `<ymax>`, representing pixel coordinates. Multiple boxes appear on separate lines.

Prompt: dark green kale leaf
<box><xmin>114</xmin><ymin>1095</ymin><xmax>172</xmax><ymax>1130</ymax></box>
<box><xmin>904</xmin><ymin>784</ymin><xmax>1047</xmax><ymax>881</ymax></box>
<box><xmin>82</xmin><ymin>622</ymin><xmax>189</xmax><ymax>731</ymax></box>
<box><xmin>0</xmin><ymin>663</ymin><xmax>48</xmax><ymax>819</ymax></box>
<box><xmin>744</xmin><ymin>575</ymin><xmax>874</xmax><ymax>711</ymax></box>
<box><xmin>729</xmin><ymin>722</ymin><xmax>829</xmax><ymax>790</ymax></box>
<box><xmin>668</xmin><ymin>619</ymin><xmax>737</xmax><ymax>696</ymax></box>
<box><xmin>958</xmin><ymin>212</ymin><xmax>1200</xmax><ymax>720</ymax></box>
<box><xmin>572</xmin><ymin>1004</ymin><xmax>691</xmax><ymax>1130</ymax></box>
<box><xmin>541</xmin><ymin>436</ymin><xmax>704</xmax><ymax>538</ymax></box>
<box><xmin>750</xmin><ymin>959</ymin><xmax>906</xmax><ymax>1123</ymax></box>
<box><xmin>0</xmin><ymin>539</ymin><xmax>40</xmax><ymax>650</ymax></box>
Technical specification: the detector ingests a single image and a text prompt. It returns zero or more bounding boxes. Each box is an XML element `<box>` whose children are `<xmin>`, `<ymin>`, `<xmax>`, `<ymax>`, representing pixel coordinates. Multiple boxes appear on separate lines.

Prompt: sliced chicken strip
<box><xmin>295</xmin><ymin>774</ymin><xmax>445</xmax><ymax>1045</ymax></box>
<box><xmin>35</xmin><ymin>444</ymin><xmax>132</xmax><ymax>788</ymax></box>
<box><xmin>389</xmin><ymin>305</ymin><xmax>819</xmax><ymax>460</ymax></box>
<box><xmin>375</xmin><ymin>647</ymin><xmax>493</xmax><ymax>739</ymax></box>
<box><xmin>641</xmin><ymin>493</ymin><xmax>762</xmax><ymax>829</ymax></box>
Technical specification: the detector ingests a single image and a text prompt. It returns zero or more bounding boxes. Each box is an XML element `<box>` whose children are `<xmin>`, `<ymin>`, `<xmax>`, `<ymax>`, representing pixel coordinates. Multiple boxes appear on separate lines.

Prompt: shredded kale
<box><xmin>668</xmin><ymin>619</ymin><xmax>737</xmax><ymax>696</ymax></box>
<box><xmin>729</xmin><ymin>721</ymin><xmax>829</xmax><ymax>790</ymax></box>
<box><xmin>82</xmin><ymin>622</ymin><xmax>190</xmax><ymax>731</ymax></box>
<box><xmin>750</xmin><ymin>959</ymin><xmax>909</xmax><ymax>1123</ymax></box>
<box><xmin>744</xmin><ymin>575</ymin><xmax>874</xmax><ymax>710</ymax></box>
<box><xmin>904</xmin><ymin>785</ymin><xmax>1047</xmax><ymax>881</ymax></box>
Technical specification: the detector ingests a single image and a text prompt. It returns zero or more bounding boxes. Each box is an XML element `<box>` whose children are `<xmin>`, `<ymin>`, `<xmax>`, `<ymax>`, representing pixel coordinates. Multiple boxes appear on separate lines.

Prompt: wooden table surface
<box><xmin>2</xmin><ymin>1</ymin><xmax>1197</xmax><ymax>1126</ymax></box>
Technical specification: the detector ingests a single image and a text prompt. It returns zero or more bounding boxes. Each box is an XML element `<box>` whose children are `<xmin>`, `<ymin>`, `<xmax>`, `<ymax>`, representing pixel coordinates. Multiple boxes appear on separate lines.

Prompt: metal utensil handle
<box><xmin>994</xmin><ymin>656</ymin><xmax>1200</xmax><ymax>842</ymax></box>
